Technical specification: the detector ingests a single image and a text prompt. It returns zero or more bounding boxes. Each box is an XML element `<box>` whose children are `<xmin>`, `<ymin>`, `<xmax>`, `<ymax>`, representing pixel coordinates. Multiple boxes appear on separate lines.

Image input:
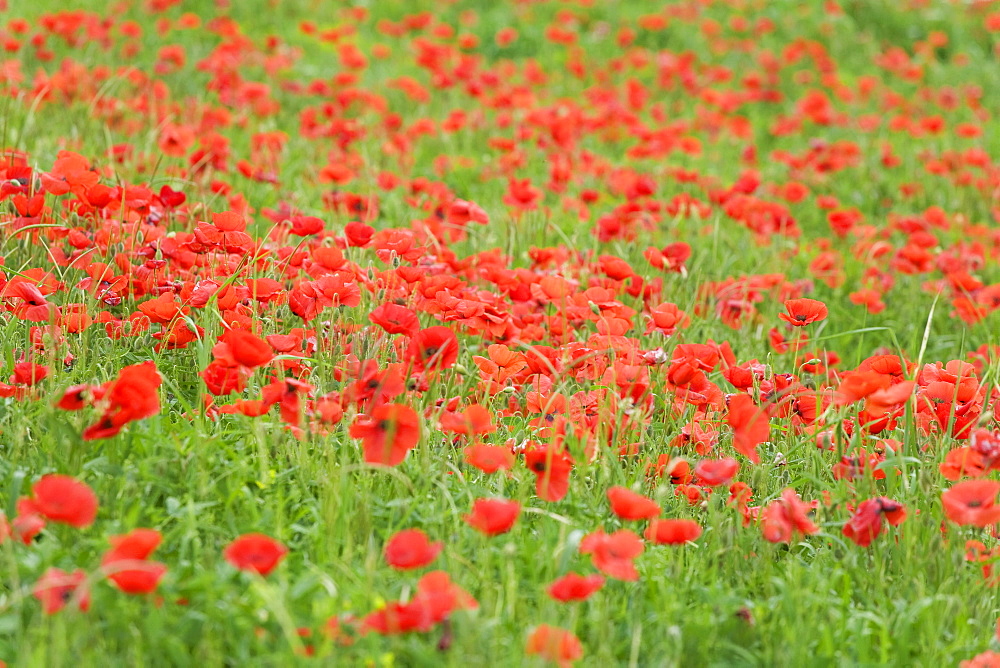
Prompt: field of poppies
<box><xmin>2</xmin><ymin>0</ymin><xmax>1000</xmax><ymax>665</ymax></box>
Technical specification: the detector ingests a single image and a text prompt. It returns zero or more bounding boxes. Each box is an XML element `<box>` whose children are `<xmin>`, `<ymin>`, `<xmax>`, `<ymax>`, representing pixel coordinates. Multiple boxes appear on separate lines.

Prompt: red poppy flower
<box><xmin>547</xmin><ymin>573</ymin><xmax>605</xmax><ymax>602</ymax></box>
<box><xmin>362</xmin><ymin>570</ymin><xmax>476</xmax><ymax>635</ymax></box>
<box><xmin>212</xmin><ymin>328</ymin><xmax>274</xmax><ymax>369</ymax></box>
<box><xmin>384</xmin><ymin>529</ymin><xmax>442</xmax><ymax>570</ymax></box>
<box><xmin>104</xmin><ymin>528</ymin><xmax>162</xmax><ymax>562</ymax></box>
<box><xmin>82</xmin><ymin>362</ymin><xmax>162</xmax><ymax>441</ymax></box>
<box><xmin>464</xmin><ymin>499</ymin><xmax>520</xmax><ymax>536</ymax></box>
<box><xmin>525</xmin><ymin>624</ymin><xmax>584</xmax><ymax>667</ymax></box>
<box><xmin>440</xmin><ymin>404</ymin><xmax>497</xmax><ymax>436</ymax></box>
<box><xmin>942</xmin><ymin>480</ymin><xmax>1000</xmax><ymax>527</ymax></box>
<box><xmin>349</xmin><ymin>403</ymin><xmax>421</xmax><ymax>466</ymax></box>
<box><xmin>761</xmin><ymin>488</ymin><xmax>820</xmax><ymax>543</ymax></box>
<box><xmin>465</xmin><ymin>443</ymin><xmax>515</xmax><ymax>473</ymax></box>
<box><xmin>607</xmin><ymin>487</ymin><xmax>661</xmax><ymax>521</ymax></box>
<box><xmin>223</xmin><ymin>533</ymin><xmax>288</xmax><ymax>576</ymax></box>
<box><xmin>344</xmin><ymin>221</ymin><xmax>374</xmax><ymax>247</ymax></box>
<box><xmin>31</xmin><ymin>474</ymin><xmax>98</xmax><ymax>528</ymax></box>
<box><xmin>33</xmin><ymin>568</ymin><xmax>90</xmax><ymax>614</ymax></box>
<box><xmin>779</xmin><ymin>298</ymin><xmax>828</xmax><ymax>326</ymax></box>
<box><xmin>524</xmin><ymin>444</ymin><xmax>574</xmax><ymax>502</ymax></box>
<box><xmin>405</xmin><ymin>326</ymin><xmax>459</xmax><ymax>371</ymax></box>
<box><xmin>368</xmin><ymin>303</ymin><xmax>420</xmax><ymax>336</ymax></box>
<box><xmin>645</xmin><ymin>519</ymin><xmax>703</xmax><ymax>545</ymax></box>
<box><xmin>200</xmin><ymin>360</ymin><xmax>247</xmax><ymax>396</ymax></box>
<box><xmin>12</xmin><ymin>498</ymin><xmax>45</xmax><ymax>544</ymax></box>
<box><xmin>579</xmin><ymin>528</ymin><xmax>644</xmax><ymax>581</ymax></box>
<box><xmin>101</xmin><ymin>529</ymin><xmax>167</xmax><ymax>594</ymax></box>
<box><xmin>694</xmin><ymin>458</ymin><xmax>739</xmax><ymax>487</ymax></box>
<box><xmin>727</xmin><ymin>394</ymin><xmax>769</xmax><ymax>464</ymax></box>
<box><xmin>842</xmin><ymin>498</ymin><xmax>906</xmax><ymax>547</ymax></box>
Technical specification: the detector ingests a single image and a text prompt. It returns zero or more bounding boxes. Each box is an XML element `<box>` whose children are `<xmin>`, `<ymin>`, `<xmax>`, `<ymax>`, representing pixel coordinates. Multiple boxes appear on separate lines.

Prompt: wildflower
<box><xmin>224</xmin><ymin>534</ymin><xmax>288</xmax><ymax>576</ymax></box>
<box><xmin>349</xmin><ymin>403</ymin><xmax>421</xmax><ymax>466</ymax></box>
<box><xmin>547</xmin><ymin>573</ymin><xmax>605</xmax><ymax>602</ymax></box>
<box><xmin>464</xmin><ymin>499</ymin><xmax>520</xmax><ymax>536</ymax></box>
<box><xmin>384</xmin><ymin>529</ymin><xmax>442</xmax><ymax>570</ymax></box>
<box><xmin>579</xmin><ymin>528</ymin><xmax>644</xmax><ymax>581</ymax></box>
<box><xmin>942</xmin><ymin>480</ymin><xmax>1000</xmax><ymax>527</ymax></box>
<box><xmin>30</xmin><ymin>475</ymin><xmax>98</xmax><ymax>528</ymax></box>
<box><xmin>842</xmin><ymin>498</ymin><xmax>906</xmax><ymax>547</ymax></box>
<box><xmin>645</xmin><ymin>519</ymin><xmax>703</xmax><ymax>545</ymax></box>
<box><xmin>607</xmin><ymin>487</ymin><xmax>661</xmax><ymax>521</ymax></box>
<box><xmin>779</xmin><ymin>298</ymin><xmax>828</xmax><ymax>326</ymax></box>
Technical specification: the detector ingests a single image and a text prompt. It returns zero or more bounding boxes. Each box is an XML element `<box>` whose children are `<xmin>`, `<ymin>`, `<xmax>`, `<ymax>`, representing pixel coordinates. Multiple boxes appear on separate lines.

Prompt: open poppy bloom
<box><xmin>607</xmin><ymin>486</ymin><xmax>661</xmax><ymax>521</ymax></box>
<box><xmin>645</xmin><ymin>519</ymin><xmax>703</xmax><ymax>545</ymax></box>
<box><xmin>349</xmin><ymin>403</ymin><xmax>421</xmax><ymax>466</ymax></box>
<box><xmin>779</xmin><ymin>298</ymin><xmax>828</xmax><ymax>326</ymax></box>
<box><xmin>465</xmin><ymin>443</ymin><xmax>516</xmax><ymax>473</ymax></box>
<box><xmin>464</xmin><ymin>499</ymin><xmax>521</xmax><ymax>536</ymax></box>
<box><xmin>405</xmin><ymin>326</ymin><xmax>459</xmax><ymax>371</ymax></box>
<box><xmin>368</xmin><ymin>303</ymin><xmax>420</xmax><ymax>336</ymax></box>
<box><xmin>384</xmin><ymin>529</ymin><xmax>442</xmax><ymax>570</ymax></box>
<box><xmin>547</xmin><ymin>573</ymin><xmax>605</xmax><ymax>602</ymax></box>
<box><xmin>223</xmin><ymin>533</ymin><xmax>288</xmax><ymax>576</ymax></box>
<box><xmin>579</xmin><ymin>528</ymin><xmax>644</xmax><ymax>581</ymax></box>
<box><xmin>212</xmin><ymin>328</ymin><xmax>274</xmax><ymax>370</ymax></box>
<box><xmin>942</xmin><ymin>480</ymin><xmax>1000</xmax><ymax>527</ymax></box>
<box><xmin>30</xmin><ymin>474</ymin><xmax>98</xmax><ymax>528</ymax></box>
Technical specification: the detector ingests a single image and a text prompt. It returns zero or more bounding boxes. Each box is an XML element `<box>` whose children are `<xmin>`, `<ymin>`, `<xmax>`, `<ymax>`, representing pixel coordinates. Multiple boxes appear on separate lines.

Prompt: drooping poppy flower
<box><xmin>525</xmin><ymin>624</ymin><xmax>584</xmax><ymax>667</ymax></box>
<box><xmin>842</xmin><ymin>498</ymin><xmax>906</xmax><ymax>547</ymax></box>
<box><xmin>645</xmin><ymin>519</ymin><xmax>703</xmax><ymax>545</ymax></box>
<box><xmin>607</xmin><ymin>487</ymin><xmax>661</xmax><ymax>521</ymax></box>
<box><xmin>547</xmin><ymin>573</ymin><xmax>605</xmax><ymax>603</ymax></box>
<box><xmin>464</xmin><ymin>498</ymin><xmax>520</xmax><ymax>536</ymax></box>
<box><xmin>942</xmin><ymin>480</ymin><xmax>1000</xmax><ymax>527</ymax></box>
<box><xmin>33</xmin><ymin>568</ymin><xmax>90</xmax><ymax>614</ymax></box>
<box><xmin>223</xmin><ymin>533</ymin><xmax>288</xmax><ymax>576</ymax></box>
<box><xmin>579</xmin><ymin>528</ymin><xmax>644</xmax><ymax>581</ymax></box>
<box><xmin>779</xmin><ymin>298</ymin><xmax>828</xmax><ymax>326</ymax></box>
<box><xmin>405</xmin><ymin>326</ymin><xmax>459</xmax><ymax>371</ymax></box>
<box><xmin>384</xmin><ymin>529</ymin><xmax>442</xmax><ymax>570</ymax></box>
<box><xmin>349</xmin><ymin>403</ymin><xmax>421</xmax><ymax>466</ymax></box>
<box><xmin>30</xmin><ymin>474</ymin><xmax>98</xmax><ymax>528</ymax></box>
